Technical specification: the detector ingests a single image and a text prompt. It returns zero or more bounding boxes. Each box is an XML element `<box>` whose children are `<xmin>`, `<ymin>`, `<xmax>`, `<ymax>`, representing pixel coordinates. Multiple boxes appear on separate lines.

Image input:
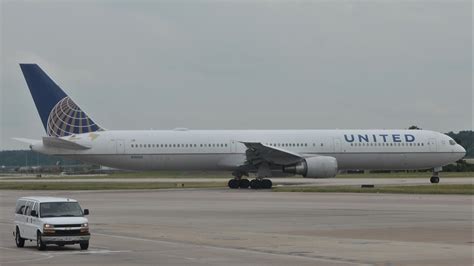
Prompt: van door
<box><xmin>23</xmin><ymin>201</ymin><xmax>34</xmax><ymax>239</ymax></box>
<box><xmin>30</xmin><ymin>202</ymin><xmax>40</xmax><ymax>240</ymax></box>
<box><xmin>15</xmin><ymin>200</ymin><xmax>27</xmax><ymax>238</ymax></box>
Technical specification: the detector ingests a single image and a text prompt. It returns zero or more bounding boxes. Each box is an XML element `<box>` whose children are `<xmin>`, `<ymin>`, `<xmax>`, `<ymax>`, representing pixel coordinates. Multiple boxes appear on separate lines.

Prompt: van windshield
<box><xmin>40</xmin><ymin>202</ymin><xmax>83</xmax><ymax>218</ymax></box>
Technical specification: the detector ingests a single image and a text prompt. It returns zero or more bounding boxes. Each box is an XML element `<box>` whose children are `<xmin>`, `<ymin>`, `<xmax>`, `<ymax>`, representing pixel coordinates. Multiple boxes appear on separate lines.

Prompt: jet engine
<box><xmin>283</xmin><ymin>156</ymin><xmax>338</xmax><ymax>178</ymax></box>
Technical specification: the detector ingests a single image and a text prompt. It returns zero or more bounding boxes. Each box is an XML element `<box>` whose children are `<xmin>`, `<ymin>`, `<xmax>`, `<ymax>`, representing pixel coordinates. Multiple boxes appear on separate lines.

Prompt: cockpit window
<box><xmin>449</xmin><ymin>140</ymin><xmax>456</xmax><ymax>145</ymax></box>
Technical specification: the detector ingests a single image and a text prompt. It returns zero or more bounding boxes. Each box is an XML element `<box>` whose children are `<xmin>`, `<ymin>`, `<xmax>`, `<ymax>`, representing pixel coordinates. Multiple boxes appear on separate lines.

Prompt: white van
<box><xmin>13</xmin><ymin>196</ymin><xmax>91</xmax><ymax>250</ymax></box>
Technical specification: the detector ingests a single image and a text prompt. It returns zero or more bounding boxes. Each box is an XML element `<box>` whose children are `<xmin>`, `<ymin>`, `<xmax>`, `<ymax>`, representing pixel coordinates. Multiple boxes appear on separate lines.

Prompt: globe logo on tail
<box><xmin>47</xmin><ymin>97</ymin><xmax>101</xmax><ymax>137</ymax></box>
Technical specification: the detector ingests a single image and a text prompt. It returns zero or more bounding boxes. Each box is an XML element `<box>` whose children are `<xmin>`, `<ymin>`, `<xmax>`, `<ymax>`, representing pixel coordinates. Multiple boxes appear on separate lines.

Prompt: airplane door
<box><xmin>428</xmin><ymin>138</ymin><xmax>437</xmax><ymax>152</ymax></box>
<box><xmin>116</xmin><ymin>140</ymin><xmax>126</xmax><ymax>154</ymax></box>
<box><xmin>334</xmin><ymin>138</ymin><xmax>342</xmax><ymax>153</ymax></box>
<box><xmin>230</xmin><ymin>140</ymin><xmax>237</xmax><ymax>153</ymax></box>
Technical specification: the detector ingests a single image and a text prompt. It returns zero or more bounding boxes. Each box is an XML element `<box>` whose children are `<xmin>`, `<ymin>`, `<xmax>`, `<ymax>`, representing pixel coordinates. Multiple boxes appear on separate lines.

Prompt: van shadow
<box><xmin>23</xmin><ymin>244</ymin><xmax>80</xmax><ymax>252</ymax></box>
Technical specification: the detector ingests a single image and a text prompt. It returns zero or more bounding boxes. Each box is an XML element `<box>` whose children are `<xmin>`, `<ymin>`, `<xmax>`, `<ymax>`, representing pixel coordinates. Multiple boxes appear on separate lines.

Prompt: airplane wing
<box><xmin>241</xmin><ymin>142</ymin><xmax>304</xmax><ymax>166</ymax></box>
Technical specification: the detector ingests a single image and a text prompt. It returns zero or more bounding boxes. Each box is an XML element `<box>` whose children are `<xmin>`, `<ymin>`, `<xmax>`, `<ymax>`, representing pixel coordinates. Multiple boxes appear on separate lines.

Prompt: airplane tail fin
<box><xmin>19</xmin><ymin>64</ymin><xmax>103</xmax><ymax>137</ymax></box>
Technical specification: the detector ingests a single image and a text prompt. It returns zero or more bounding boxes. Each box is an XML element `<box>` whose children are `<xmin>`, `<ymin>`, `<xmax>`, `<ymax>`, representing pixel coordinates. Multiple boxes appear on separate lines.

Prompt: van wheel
<box><xmin>15</xmin><ymin>228</ymin><xmax>25</xmax><ymax>247</ymax></box>
<box><xmin>36</xmin><ymin>231</ymin><xmax>46</xmax><ymax>250</ymax></box>
<box><xmin>80</xmin><ymin>241</ymin><xmax>89</xmax><ymax>250</ymax></box>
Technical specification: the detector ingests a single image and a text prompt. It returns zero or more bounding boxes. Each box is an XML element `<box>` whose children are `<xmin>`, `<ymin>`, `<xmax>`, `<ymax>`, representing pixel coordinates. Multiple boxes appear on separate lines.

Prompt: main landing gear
<box><xmin>228</xmin><ymin>178</ymin><xmax>273</xmax><ymax>189</ymax></box>
<box><xmin>228</xmin><ymin>164</ymin><xmax>273</xmax><ymax>190</ymax></box>
<box><xmin>430</xmin><ymin>167</ymin><xmax>441</xmax><ymax>184</ymax></box>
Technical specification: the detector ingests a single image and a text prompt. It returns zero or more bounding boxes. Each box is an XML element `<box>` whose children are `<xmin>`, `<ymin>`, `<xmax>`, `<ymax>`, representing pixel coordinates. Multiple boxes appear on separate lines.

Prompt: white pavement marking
<box><xmin>94</xmin><ymin>232</ymin><xmax>371</xmax><ymax>266</ymax></box>
<box><xmin>0</xmin><ymin>246</ymin><xmax>54</xmax><ymax>264</ymax></box>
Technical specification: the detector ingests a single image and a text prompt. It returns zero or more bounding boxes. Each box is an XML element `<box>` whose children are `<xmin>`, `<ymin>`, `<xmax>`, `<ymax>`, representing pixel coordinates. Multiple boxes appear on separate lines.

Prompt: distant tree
<box><xmin>408</xmin><ymin>125</ymin><xmax>422</xmax><ymax>130</ymax></box>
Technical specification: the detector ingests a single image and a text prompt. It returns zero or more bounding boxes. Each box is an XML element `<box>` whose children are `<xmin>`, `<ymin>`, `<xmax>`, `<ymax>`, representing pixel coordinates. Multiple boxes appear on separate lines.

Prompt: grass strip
<box><xmin>272</xmin><ymin>184</ymin><xmax>474</xmax><ymax>195</ymax></box>
<box><xmin>0</xmin><ymin>182</ymin><xmax>226</xmax><ymax>190</ymax></box>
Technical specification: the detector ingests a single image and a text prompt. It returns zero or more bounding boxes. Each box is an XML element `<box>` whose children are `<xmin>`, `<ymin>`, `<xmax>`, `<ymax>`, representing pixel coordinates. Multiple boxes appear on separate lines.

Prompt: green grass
<box><xmin>2</xmin><ymin>171</ymin><xmax>231</xmax><ymax>180</ymax></box>
<box><xmin>0</xmin><ymin>181</ymin><xmax>226</xmax><ymax>190</ymax></box>
<box><xmin>337</xmin><ymin>171</ymin><xmax>474</xmax><ymax>178</ymax></box>
<box><xmin>273</xmin><ymin>184</ymin><xmax>474</xmax><ymax>195</ymax></box>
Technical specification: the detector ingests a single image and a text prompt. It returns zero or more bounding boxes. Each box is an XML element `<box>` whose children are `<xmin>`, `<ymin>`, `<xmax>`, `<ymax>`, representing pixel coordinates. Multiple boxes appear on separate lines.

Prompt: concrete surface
<box><xmin>0</xmin><ymin>177</ymin><xmax>473</xmax><ymax>187</ymax></box>
<box><xmin>0</xmin><ymin>189</ymin><xmax>472</xmax><ymax>265</ymax></box>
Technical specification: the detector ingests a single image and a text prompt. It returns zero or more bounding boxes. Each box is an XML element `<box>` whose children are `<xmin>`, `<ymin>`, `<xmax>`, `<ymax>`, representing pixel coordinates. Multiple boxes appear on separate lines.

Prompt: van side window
<box><xmin>24</xmin><ymin>205</ymin><xmax>30</xmax><ymax>216</ymax></box>
<box><xmin>33</xmin><ymin>202</ymin><xmax>39</xmax><ymax>216</ymax></box>
<box><xmin>16</xmin><ymin>200</ymin><xmax>27</xmax><ymax>214</ymax></box>
<box><xmin>25</xmin><ymin>201</ymin><xmax>35</xmax><ymax>216</ymax></box>
<box><xmin>15</xmin><ymin>200</ymin><xmax>26</xmax><ymax>214</ymax></box>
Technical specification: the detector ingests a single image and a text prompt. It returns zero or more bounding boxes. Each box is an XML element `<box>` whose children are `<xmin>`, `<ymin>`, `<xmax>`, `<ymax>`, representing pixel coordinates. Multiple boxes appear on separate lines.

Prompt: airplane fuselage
<box><xmin>32</xmin><ymin>129</ymin><xmax>466</xmax><ymax>174</ymax></box>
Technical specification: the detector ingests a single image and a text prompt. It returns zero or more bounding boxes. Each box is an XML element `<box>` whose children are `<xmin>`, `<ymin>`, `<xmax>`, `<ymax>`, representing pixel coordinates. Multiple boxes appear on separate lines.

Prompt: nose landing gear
<box><xmin>430</xmin><ymin>167</ymin><xmax>442</xmax><ymax>184</ymax></box>
<box><xmin>430</xmin><ymin>176</ymin><xmax>439</xmax><ymax>184</ymax></box>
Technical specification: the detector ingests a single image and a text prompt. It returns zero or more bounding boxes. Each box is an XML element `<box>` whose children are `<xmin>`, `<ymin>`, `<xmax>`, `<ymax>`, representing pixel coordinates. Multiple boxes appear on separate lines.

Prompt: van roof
<box><xmin>18</xmin><ymin>196</ymin><xmax>78</xmax><ymax>203</ymax></box>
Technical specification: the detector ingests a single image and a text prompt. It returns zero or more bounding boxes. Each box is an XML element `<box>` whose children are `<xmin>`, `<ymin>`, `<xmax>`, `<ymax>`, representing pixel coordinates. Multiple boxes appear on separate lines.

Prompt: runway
<box><xmin>0</xmin><ymin>189</ymin><xmax>472</xmax><ymax>265</ymax></box>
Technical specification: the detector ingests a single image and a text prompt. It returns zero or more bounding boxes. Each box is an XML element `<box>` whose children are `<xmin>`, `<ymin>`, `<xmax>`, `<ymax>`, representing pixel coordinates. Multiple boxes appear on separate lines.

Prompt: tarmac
<box><xmin>0</xmin><ymin>176</ymin><xmax>473</xmax><ymax>187</ymax></box>
<box><xmin>0</xmin><ymin>188</ymin><xmax>472</xmax><ymax>265</ymax></box>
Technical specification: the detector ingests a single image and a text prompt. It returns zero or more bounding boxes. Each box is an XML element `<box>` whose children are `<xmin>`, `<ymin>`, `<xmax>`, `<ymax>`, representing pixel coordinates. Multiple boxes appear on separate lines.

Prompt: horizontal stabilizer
<box><xmin>42</xmin><ymin>137</ymin><xmax>91</xmax><ymax>150</ymax></box>
<box><xmin>12</xmin><ymin>138</ymin><xmax>41</xmax><ymax>145</ymax></box>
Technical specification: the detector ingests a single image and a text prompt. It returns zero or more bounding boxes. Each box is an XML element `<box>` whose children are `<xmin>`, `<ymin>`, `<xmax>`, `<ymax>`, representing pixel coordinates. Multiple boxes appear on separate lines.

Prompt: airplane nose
<box><xmin>457</xmin><ymin>145</ymin><xmax>466</xmax><ymax>158</ymax></box>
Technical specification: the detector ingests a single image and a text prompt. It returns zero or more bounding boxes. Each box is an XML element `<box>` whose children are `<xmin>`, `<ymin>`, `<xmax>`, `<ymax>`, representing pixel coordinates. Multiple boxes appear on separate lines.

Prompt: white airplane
<box><xmin>15</xmin><ymin>64</ymin><xmax>466</xmax><ymax>189</ymax></box>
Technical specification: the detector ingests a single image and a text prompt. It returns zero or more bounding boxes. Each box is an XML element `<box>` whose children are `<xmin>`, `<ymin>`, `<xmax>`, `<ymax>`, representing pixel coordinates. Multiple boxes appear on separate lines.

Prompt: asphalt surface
<box><xmin>0</xmin><ymin>176</ymin><xmax>473</xmax><ymax>187</ymax></box>
<box><xmin>0</xmin><ymin>189</ymin><xmax>472</xmax><ymax>266</ymax></box>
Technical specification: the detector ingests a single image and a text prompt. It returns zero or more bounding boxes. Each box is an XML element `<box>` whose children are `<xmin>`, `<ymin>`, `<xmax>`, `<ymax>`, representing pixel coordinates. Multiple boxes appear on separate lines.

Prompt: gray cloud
<box><xmin>1</xmin><ymin>1</ymin><xmax>472</xmax><ymax>149</ymax></box>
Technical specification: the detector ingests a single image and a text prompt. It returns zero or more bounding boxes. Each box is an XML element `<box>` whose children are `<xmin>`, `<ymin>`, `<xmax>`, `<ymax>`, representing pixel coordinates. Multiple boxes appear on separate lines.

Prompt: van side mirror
<box><xmin>83</xmin><ymin>209</ymin><xmax>89</xmax><ymax>215</ymax></box>
<box><xmin>31</xmin><ymin>210</ymin><xmax>38</xmax><ymax>217</ymax></box>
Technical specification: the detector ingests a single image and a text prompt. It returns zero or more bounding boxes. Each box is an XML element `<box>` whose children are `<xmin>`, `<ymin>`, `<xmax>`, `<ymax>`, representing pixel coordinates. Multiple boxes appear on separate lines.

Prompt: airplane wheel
<box><xmin>262</xmin><ymin>179</ymin><xmax>272</xmax><ymax>189</ymax></box>
<box><xmin>228</xmin><ymin>179</ymin><xmax>240</xmax><ymax>189</ymax></box>
<box><xmin>250</xmin><ymin>179</ymin><xmax>261</xmax><ymax>189</ymax></box>
<box><xmin>239</xmin><ymin>179</ymin><xmax>250</xmax><ymax>189</ymax></box>
<box><xmin>430</xmin><ymin>176</ymin><xmax>439</xmax><ymax>184</ymax></box>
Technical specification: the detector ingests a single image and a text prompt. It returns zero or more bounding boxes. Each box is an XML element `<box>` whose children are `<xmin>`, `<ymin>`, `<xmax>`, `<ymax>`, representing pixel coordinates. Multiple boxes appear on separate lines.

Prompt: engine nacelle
<box><xmin>283</xmin><ymin>156</ymin><xmax>338</xmax><ymax>178</ymax></box>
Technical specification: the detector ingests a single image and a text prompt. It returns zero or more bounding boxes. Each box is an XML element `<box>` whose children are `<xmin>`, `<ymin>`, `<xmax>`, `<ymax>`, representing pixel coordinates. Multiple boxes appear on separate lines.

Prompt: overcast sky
<box><xmin>1</xmin><ymin>1</ymin><xmax>472</xmax><ymax>150</ymax></box>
